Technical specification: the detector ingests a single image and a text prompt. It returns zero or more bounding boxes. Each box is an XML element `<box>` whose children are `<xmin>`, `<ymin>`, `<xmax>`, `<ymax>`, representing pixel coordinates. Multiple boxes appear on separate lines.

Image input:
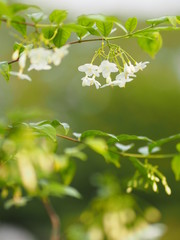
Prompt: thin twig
<box><xmin>8</xmin><ymin>58</ymin><xmax>19</xmax><ymax>65</ymax></box>
<box><xmin>56</xmin><ymin>133</ymin><xmax>81</xmax><ymax>143</ymax></box>
<box><xmin>42</xmin><ymin>198</ymin><xmax>60</xmax><ymax>240</ymax></box>
<box><xmin>0</xmin><ymin>17</ymin><xmax>36</xmax><ymax>27</ymax></box>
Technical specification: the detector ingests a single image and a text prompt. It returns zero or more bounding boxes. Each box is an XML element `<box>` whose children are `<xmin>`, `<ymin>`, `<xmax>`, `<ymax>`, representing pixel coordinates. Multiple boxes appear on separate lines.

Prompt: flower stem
<box><xmin>42</xmin><ymin>198</ymin><xmax>60</xmax><ymax>240</ymax></box>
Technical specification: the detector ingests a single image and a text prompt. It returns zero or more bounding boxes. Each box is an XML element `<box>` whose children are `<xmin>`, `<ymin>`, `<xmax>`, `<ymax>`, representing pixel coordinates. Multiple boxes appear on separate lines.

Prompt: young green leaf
<box><xmin>147</xmin><ymin>16</ymin><xmax>179</xmax><ymax>26</ymax></box>
<box><xmin>108</xmin><ymin>134</ymin><xmax>153</xmax><ymax>145</ymax></box>
<box><xmin>0</xmin><ymin>2</ymin><xmax>10</xmax><ymax>17</ymax></box>
<box><xmin>40</xmin><ymin>181</ymin><xmax>81</xmax><ymax>198</ymax></box>
<box><xmin>29</xmin><ymin>122</ymin><xmax>57</xmax><ymax>142</ymax></box>
<box><xmin>27</xmin><ymin>12</ymin><xmax>46</xmax><ymax>23</ymax></box>
<box><xmin>137</xmin><ymin>32</ymin><xmax>162</xmax><ymax>58</ymax></box>
<box><xmin>11</xmin><ymin>15</ymin><xmax>27</xmax><ymax>36</ymax></box>
<box><xmin>80</xmin><ymin>130</ymin><xmax>118</xmax><ymax>141</ymax></box>
<box><xmin>96</xmin><ymin>21</ymin><xmax>113</xmax><ymax>37</ymax></box>
<box><xmin>63</xmin><ymin>23</ymin><xmax>88</xmax><ymax>39</ymax></box>
<box><xmin>10</xmin><ymin>3</ymin><xmax>39</xmax><ymax>15</ymax></box>
<box><xmin>171</xmin><ymin>155</ymin><xmax>180</xmax><ymax>180</ymax></box>
<box><xmin>53</xmin><ymin>27</ymin><xmax>71</xmax><ymax>47</ymax></box>
<box><xmin>125</xmin><ymin>17</ymin><xmax>137</xmax><ymax>32</ymax></box>
<box><xmin>148</xmin><ymin>133</ymin><xmax>180</xmax><ymax>151</ymax></box>
<box><xmin>85</xmin><ymin>138</ymin><xmax>120</xmax><ymax>167</ymax></box>
<box><xmin>78</xmin><ymin>15</ymin><xmax>95</xmax><ymax>27</ymax></box>
<box><xmin>0</xmin><ymin>61</ymin><xmax>10</xmax><ymax>82</ymax></box>
<box><xmin>42</xmin><ymin>26</ymin><xmax>57</xmax><ymax>39</ymax></box>
<box><xmin>167</xmin><ymin>16</ymin><xmax>177</xmax><ymax>26</ymax></box>
<box><xmin>49</xmin><ymin>9</ymin><xmax>67</xmax><ymax>24</ymax></box>
<box><xmin>51</xmin><ymin>119</ymin><xmax>70</xmax><ymax>135</ymax></box>
<box><xmin>86</xmin><ymin>27</ymin><xmax>100</xmax><ymax>36</ymax></box>
<box><xmin>146</xmin><ymin>16</ymin><xmax>169</xmax><ymax>26</ymax></box>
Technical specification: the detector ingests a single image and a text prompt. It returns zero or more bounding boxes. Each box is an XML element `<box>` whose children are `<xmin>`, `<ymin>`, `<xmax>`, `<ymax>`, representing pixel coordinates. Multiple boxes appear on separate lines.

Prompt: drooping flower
<box><xmin>81</xmin><ymin>76</ymin><xmax>101</xmax><ymax>89</ymax></box>
<box><xmin>135</xmin><ymin>61</ymin><xmax>149</xmax><ymax>72</ymax></box>
<box><xmin>50</xmin><ymin>45</ymin><xmax>69</xmax><ymax>66</ymax></box>
<box><xmin>101</xmin><ymin>72</ymin><xmax>134</xmax><ymax>88</ymax></box>
<box><xmin>10</xmin><ymin>71</ymin><xmax>32</xmax><ymax>81</ymax></box>
<box><xmin>124</xmin><ymin>62</ymin><xmax>136</xmax><ymax>77</ymax></box>
<box><xmin>28</xmin><ymin>47</ymin><xmax>52</xmax><ymax>71</ymax></box>
<box><xmin>78</xmin><ymin>63</ymin><xmax>100</xmax><ymax>77</ymax></box>
<box><xmin>99</xmin><ymin>60</ymin><xmax>118</xmax><ymax>79</ymax></box>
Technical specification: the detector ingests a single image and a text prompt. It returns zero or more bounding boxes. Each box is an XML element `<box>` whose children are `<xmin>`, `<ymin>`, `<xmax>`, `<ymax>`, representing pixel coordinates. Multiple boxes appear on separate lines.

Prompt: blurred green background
<box><xmin>0</xmin><ymin>3</ymin><xmax>180</xmax><ymax>239</ymax></box>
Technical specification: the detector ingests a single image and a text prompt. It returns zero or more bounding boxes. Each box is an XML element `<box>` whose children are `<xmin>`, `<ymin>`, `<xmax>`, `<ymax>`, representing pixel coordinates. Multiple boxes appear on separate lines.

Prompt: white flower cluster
<box><xmin>10</xmin><ymin>45</ymin><xmax>69</xmax><ymax>81</ymax></box>
<box><xmin>78</xmin><ymin>60</ymin><xmax>149</xmax><ymax>89</ymax></box>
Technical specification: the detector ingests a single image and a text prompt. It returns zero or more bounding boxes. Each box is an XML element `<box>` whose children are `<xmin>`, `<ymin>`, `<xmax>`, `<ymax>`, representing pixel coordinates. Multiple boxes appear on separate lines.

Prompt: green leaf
<box><xmin>65</xmin><ymin>146</ymin><xmax>87</xmax><ymax>161</ymax></box>
<box><xmin>85</xmin><ymin>138</ymin><xmax>120</xmax><ymax>167</ymax></box>
<box><xmin>147</xmin><ymin>16</ymin><xmax>179</xmax><ymax>26</ymax></box>
<box><xmin>0</xmin><ymin>2</ymin><xmax>10</xmax><ymax>17</ymax></box>
<box><xmin>63</xmin><ymin>23</ymin><xmax>88</xmax><ymax>39</ymax></box>
<box><xmin>167</xmin><ymin>16</ymin><xmax>177</xmax><ymax>26</ymax></box>
<box><xmin>27</xmin><ymin>12</ymin><xmax>45</xmax><ymax>23</ymax></box>
<box><xmin>51</xmin><ymin>120</ymin><xmax>70</xmax><ymax>135</ymax></box>
<box><xmin>137</xmin><ymin>32</ymin><xmax>162</xmax><ymax>57</ymax></box>
<box><xmin>29</xmin><ymin>122</ymin><xmax>57</xmax><ymax>141</ymax></box>
<box><xmin>80</xmin><ymin>130</ymin><xmax>118</xmax><ymax>141</ymax></box>
<box><xmin>53</xmin><ymin>27</ymin><xmax>71</xmax><ymax>47</ymax></box>
<box><xmin>40</xmin><ymin>181</ymin><xmax>81</xmax><ymax>198</ymax></box>
<box><xmin>96</xmin><ymin>21</ymin><xmax>113</xmax><ymax>36</ymax></box>
<box><xmin>49</xmin><ymin>10</ymin><xmax>67</xmax><ymax>24</ymax></box>
<box><xmin>86</xmin><ymin>27</ymin><xmax>100</xmax><ymax>36</ymax></box>
<box><xmin>171</xmin><ymin>155</ymin><xmax>180</xmax><ymax>180</ymax></box>
<box><xmin>146</xmin><ymin>16</ymin><xmax>169</xmax><ymax>26</ymax></box>
<box><xmin>149</xmin><ymin>133</ymin><xmax>180</xmax><ymax>151</ymax></box>
<box><xmin>108</xmin><ymin>134</ymin><xmax>153</xmax><ymax>145</ymax></box>
<box><xmin>176</xmin><ymin>16</ymin><xmax>180</xmax><ymax>24</ymax></box>
<box><xmin>78</xmin><ymin>15</ymin><xmax>95</xmax><ymax>27</ymax></box>
<box><xmin>61</xmin><ymin>160</ymin><xmax>76</xmax><ymax>185</ymax></box>
<box><xmin>11</xmin><ymin>15</ymin><xmax>27</xmax><ymax>36</ymax></box>
<box><xmin>10</xmin><ymin>3</ymin><xmax>39</xmax><ymax>15</ymax></box>
<box><xmin>13</xmin><ymin>42</ymin><xmax>25</xmax><ymax>53</ymax></box>
<box><xmin>42</xmin><ymin>27</ymin><xmax>57</xmax><ymax>39</ymax></box>
<box><xmin>78</xmin><ymin>14</ymin><xmax>118</xmax><ymax>27</ymax></box>
<box><xmin>0</xmin><ymin>61</ymin><xmax>10</xmax><ymax>82</ymax></box>
<box><xmin>4</xmin><ymin>197</ymin><xmax>30</xmax><ymax>209</ymax></box>
<box><xmin>176</xmin><ymin>143</ymin><xmax>180</xmax><ymax>152</ymax></box>
<box><xmin>125</xmin><ymin>17</ymin><xmax>137</xmax><ymax>32</ymax></box>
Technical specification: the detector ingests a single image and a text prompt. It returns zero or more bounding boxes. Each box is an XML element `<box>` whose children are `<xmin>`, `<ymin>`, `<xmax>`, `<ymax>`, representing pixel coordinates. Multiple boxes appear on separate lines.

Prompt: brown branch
<box><xmin>42</xmin><ymin>198</ymin><xmax>60</xmax><ymax>240</ymax></box>
<box><xmin>69</xmin><ymin>37</ymin><xmax>104</xmax><ymax>45</ymax></box>
<box><xmin>56</xmin><ymin>133</ymin><xmax>81</xmax><ymax>143</ymax></box>
<box><xmin>8</xmin><ymin>57</ymin><xmax>19</xmax><ymax>65</ymax></box>
<box><xmin>0</xmin><ymin>17</ymin><xmax>36</xmax><ymax>28</ymax></box>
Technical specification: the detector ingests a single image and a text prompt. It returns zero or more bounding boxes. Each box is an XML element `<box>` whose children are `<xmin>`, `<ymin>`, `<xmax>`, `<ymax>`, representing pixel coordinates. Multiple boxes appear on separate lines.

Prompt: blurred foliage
<box><xmin>0</xmin><ymin>1</ymin><xmax>180</xmax><ymax>240</ymax></box>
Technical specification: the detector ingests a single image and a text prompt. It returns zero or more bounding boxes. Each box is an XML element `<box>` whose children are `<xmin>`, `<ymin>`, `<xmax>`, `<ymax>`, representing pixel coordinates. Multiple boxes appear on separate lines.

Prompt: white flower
<box><xmin>135</xmin><ymin>61</ymin><xmax>149</xmax><ymax>71</ymax></box>
<box><xmin>116</xmin><ymin>72</ymin><xmax>134</xmax><ymax>82</ymax></box>
<box><xmin>78</xmin><ymin>63</ymin><xmax>100</xmax><ymax>77</ymax></box>
<box><xmin>50</xmin><ymin>45</ymin><xmax>69</xmax><ymax>66</ymax></box>
<box><xmin>124</xmin><ymin>62</ymin><xmax>136</xmax><ymax>77</ymax></box>
<box><xmin>101</xmin><ymin>72</ymin><xmax>134</xmax><ymax>88</ymax></box>
<box><xmin>99</xmin><ymin>60</ymin><xmax>118</xmax><ymax>79</ymax></box>
<box><xmin>81</xmin><ymin>76</ymin><xmax>101</xmax><ymax>89</ymax></box>
<box><xmin>28</xmin><ymin>47</ymin><xmax>52</xmax><ymax>71</ymax></box>
<box><xmin>10</xmin><ymin>71</ymin><xmax>32</xmax><ymax>81</ymax></box>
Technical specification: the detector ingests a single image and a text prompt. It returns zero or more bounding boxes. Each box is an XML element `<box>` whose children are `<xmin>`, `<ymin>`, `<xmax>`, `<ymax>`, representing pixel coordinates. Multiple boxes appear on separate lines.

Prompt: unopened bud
<box><xmin>12</xmin><ymin>50</ymin><xmax>19</xmax><ymax>60</ymax></box>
